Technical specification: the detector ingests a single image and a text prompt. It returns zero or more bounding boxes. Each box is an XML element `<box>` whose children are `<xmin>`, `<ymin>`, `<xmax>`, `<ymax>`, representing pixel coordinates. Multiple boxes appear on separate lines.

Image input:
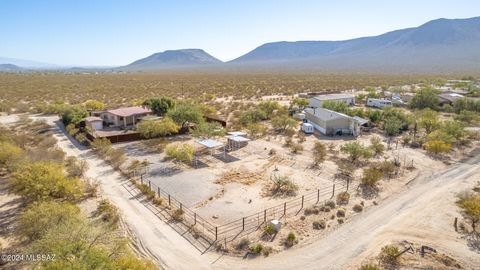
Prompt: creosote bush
<box><xmin>336</xmin><ymin>209</ymin><xmax>346</xmax><ymax>218</ymax></box>
<box><xmin>171</xmin><ymin>208</ymin><xmax>185</xmax><ymax>221</ymax></box>
<box><xmin>379</xmin><ymin>245</ymin><xmax>401</xmax><ymax>266</ymax></box>
<box><xmin>285</xmin><ymin>232</ymin><xmax>297</xmax><ymax>247</ymax></box>
<box><xmin>336</xmin><ymin>191</ymin><xmax>350</xmax><ymax>205</ymax></box>
<box><xmin>250</xmin><ymin>243</ymin><xmax>264</xmax><ymax>255</ymax></box>
<box><xmin>353</xmin><ymin>204</ymin><xmax>364</xmax><ymax>212</ymax></box>
<box><xmin>312</xmin><ymin>220</ymin><xmax>326</xmax><ymax>230</ymax></box>
<box><xmin>165</xmin><ymin>142</ymin><xmax>195</xmax><ymax>163</ymax></box>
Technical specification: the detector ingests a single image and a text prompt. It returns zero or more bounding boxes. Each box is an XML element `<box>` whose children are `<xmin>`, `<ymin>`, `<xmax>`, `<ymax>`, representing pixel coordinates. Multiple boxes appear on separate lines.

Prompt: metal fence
<box><xmin>134</xmin><ymin>171</ymin><xmax>358</xmax><ymax>248</ymax></box>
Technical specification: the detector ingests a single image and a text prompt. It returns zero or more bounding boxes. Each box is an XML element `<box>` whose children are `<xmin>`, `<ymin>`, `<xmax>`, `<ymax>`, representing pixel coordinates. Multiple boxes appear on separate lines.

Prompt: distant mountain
<box><xmin>0</xmin><ymin>63</ymin><xmax>23</xmax><ymax>72</ymax></box>
<box><xmin>124</xmin><ymin>49</ymin><xmax>222</xmax><ymax>70</ymax></box>
<box><xmin>0</xmin><ymin>57</ymin><xmax>57</xmax><ymax>68</ymax></box>
<box><xmin>230</xmin><ymin>17</ymin><xmax>480</xmax><ymax>72</ymax></box>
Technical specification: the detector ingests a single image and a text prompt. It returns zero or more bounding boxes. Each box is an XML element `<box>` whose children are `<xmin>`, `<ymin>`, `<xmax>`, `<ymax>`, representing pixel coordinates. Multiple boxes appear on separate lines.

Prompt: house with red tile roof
<box><xmin>100</xmin><ymin>106</ymin><xmax>153</xmax><ymax>128</ymax></box>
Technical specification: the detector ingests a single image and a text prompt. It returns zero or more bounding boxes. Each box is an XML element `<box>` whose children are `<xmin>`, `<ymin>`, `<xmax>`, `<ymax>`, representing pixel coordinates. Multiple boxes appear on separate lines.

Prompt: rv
<box><xmin>301</xmin><ymin>122</ymin><xmax>314</xmax><ymax>134</ymax></box>
<box><xmin>366</xmin><ymin>98</ymin><xmax>392</xmax><ymax>108</ymax></box>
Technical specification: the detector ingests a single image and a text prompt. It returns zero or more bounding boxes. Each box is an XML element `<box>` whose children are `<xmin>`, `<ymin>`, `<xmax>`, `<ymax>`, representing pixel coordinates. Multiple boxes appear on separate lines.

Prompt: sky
<box><xmin>0</xmin><ymin>0</ymin><xmax>479</xmax><ymax>66</ymax></box>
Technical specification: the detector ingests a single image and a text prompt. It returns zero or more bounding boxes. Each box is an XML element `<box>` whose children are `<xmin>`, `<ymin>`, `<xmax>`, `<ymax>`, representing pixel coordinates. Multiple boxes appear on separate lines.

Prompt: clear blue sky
<box><xmin>1</xmin><ymin>0</ymin><xmax>478</xmax><ymax>66</ymax></box>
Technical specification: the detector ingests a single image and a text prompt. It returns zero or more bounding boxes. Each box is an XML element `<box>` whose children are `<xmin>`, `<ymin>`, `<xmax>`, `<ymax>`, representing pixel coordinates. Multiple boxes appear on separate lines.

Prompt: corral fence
<box><xmin>134</xmin><ymin>169</ymin><xmax>358</xmax><ymax>250</ymax></box>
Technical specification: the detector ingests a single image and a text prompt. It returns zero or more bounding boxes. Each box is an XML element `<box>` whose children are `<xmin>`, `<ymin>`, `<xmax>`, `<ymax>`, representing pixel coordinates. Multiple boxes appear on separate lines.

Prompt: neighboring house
<box><xmin>309</xmin><ymin>93</ymin><xmax>355</xmax><ymax>108</ymax></box>
<box><xmin>366</xmin><ymin>98</ymin><xmax>392</xmax><ymax>108</ymax></box>
<box><xmin>100</xmin><ymin>106</ymin><xmax>153</xmax><ymax>128</ymax></box>
<box><xmin>304</xmin><ymin>108</ymin><xmax>360</xmax><ymax>136</ymax></box>
<box><xmin>438</xmin><ymin>93</ymin><xmax>465</xmax><ymax>106</ymax></box>
<box><xmin>85</xmin><ymin>116</ymin><xmax>103</xmax><ymax>130</ymax></box>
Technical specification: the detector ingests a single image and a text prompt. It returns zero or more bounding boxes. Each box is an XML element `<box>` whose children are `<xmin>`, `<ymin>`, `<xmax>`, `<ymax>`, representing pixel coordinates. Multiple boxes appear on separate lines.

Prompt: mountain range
<box><xmin>2</xmin><ymin>16</ymin><xmax>480</xmax><ymax>73</ymax></box>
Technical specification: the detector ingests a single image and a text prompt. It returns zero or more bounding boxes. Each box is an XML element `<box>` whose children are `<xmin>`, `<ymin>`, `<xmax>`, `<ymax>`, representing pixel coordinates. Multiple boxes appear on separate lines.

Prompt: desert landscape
<box><xmin>1</xmin><ymin>2</ymin><xmax>480</xmax><ymax>270</ymax></box>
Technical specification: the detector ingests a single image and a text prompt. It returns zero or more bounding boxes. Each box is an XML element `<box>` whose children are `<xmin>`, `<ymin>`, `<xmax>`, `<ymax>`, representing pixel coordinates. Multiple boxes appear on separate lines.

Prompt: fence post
<box><xmin>264</xmin><ymin>209</ymin><xmax>267</xmax><ymax>223</ymax></box>
<box><xmin>331</xmin><ymin>184</ymin><xmax>336</xmax><ymax>198</ymax></box>
<box><xmin>194</xmin><ymin>213</ymin><xmax>197</xmax><ymax>225</ymax></box>
<box><xmin>215</xmin><ymin>227</ymin><xmax>218</xmax><ymax>240</ymax></box>
<box><xmin>242</xmin><ymin>217</ymin><xmax>245</xmax><ymax>231</ymax></box>
<box><xmin>301</xmin><ymin>195</ymin><xmax>304</xmax><ymax>209</ymax></box>
<box><xmin>168</xmin><ymin>194</ymin><xmax>171</xmax><ymax>206</ymax></box>
<box><xmin>157</xmin><ymin>187</ymin><xmax>160</xmax><ymax>196</ymax></box>
<box><xmin>317</xmin><ymin>189</ymin><xmax>320</xmax><ymax>203</ymax></box>
<box><xmin>140</xmin><ymin>177</ymin><xmax>143</xmax><ymax>185</ymax></box>
<box><xmin>284</xmin><ymin>202</ymin><xmax>286</xmax><ymax>216</ymax></box>
<box><xmin>180</xmin><ymin>203</ymin><xmax>183</xmax><ymax>211</ymax></box>
<box><xmin>347</xmin><ymin>179</ymin><xmax>350</xmax><ymax>191</ymax></box>
<box><xmin>148</xmin><ymin>180</ymin><xmax>151</xmax><ymax>189</ymax></box>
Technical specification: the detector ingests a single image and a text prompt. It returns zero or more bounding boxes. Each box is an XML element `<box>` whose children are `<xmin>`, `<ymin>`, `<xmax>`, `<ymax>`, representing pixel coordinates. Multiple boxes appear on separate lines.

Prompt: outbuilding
<box><xmin>309</xmin><ymin>93</ymin><xmax>355</xmax><ymax>108</ymax></box>
<box><xmin>304</xmin><ymin>108</ymin><xmax>360</xmax><ymax>136</ymax></box>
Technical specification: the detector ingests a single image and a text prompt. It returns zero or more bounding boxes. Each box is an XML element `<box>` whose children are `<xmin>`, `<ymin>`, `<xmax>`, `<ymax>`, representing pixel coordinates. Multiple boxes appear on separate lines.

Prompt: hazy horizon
<box><xmin>1</xmin><ymin>0</ymin><xmax>479</xmax><ymax>66</ymax></box>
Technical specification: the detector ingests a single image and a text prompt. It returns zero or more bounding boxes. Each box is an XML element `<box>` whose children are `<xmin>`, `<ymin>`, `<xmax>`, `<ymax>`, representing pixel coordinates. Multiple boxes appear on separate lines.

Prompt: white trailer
<box><xmin>366</xmin><ymin>98</ymin><xmax>392</xmax><ymax>108</ymax></box>
<box><xmin>301</xmin><ymin>122</ymin><xmax>314</xmax><ymax>134</ymax></box>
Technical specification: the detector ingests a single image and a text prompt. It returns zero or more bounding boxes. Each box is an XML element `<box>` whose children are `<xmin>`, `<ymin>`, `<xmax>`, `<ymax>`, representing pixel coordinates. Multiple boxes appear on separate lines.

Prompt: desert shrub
<box><xmin>246</xmin><ymin>123</ymin><xmax>267</xmax><ymax>139</ymax></box>
<box><xmin>285</xmin><ymin>232</ymin><xmax>297</xmax><ymax>247</ymax></box>
<box><xmin>143</xmin><ymin>97</ymin><xmax>176</xmax><ymax>116</ymax></box>
<box><xmin>90</xmin><ymin>138</ymin><xmax>112</xmax><ymax>157</ymax></box>
<box><xmin>456</xmin><ymin>192</ymin><xmax>480</xmax><ymax>232</ymax></box>
<box><xmin>272</xmin><ymin>114</ymin><xmax>297</xmax><ymax>133</ymax></box>
<box><xmin>10</xmin><ymin>161</ymin><xmax>84</xmax><ymax>203</ymax></box>
<box><xmin>304</xmin><ymin>206</ymin><xmax>320</xmax><ymax>215</ymax></box>
<box><xmin>18</xmin><ymin>201</ymin><xmax>81</xmax><ymax>241</ymax></box>
<box><xmin>171</xmin><ymin>208</ymin><xmax>185</xmax><ymax>221</ymax></box>
<box><xmin>454</xmin><ymin>110</ymin><xmax>479</xmax><ymax>124</ymax></box>
<box><xmin>136</xmin><ymin>117</ymin><xmax>179</xmax><ymax>138</ymax></box>
<box><xmin>359</xmin><ymin>264</ymin><xmax>379</xmax><ymax>270</ymax></box>
<box><xmin>336</xmin><ymin>191</ymin><xmax>350</xmax><ymax>205</ymax></box>
<box><xmin>240</xmin><ymin>109</ymin><xmax>267</xmax><ymax>125</ymax></box>
<box><xmin>416</xmin><ymin>108</ymin><xmax>440</xmax><ymax>134</ymax></box>
<box><xmin>337</xmin><ymin>218</ymin><xmax>344</xmax><ymax>224</ymax></box>
<box><xmin>190</xmin><ymin>121</ymin><xmax>224</xmax><ymax>138</ymax></box>
<box><xmin>312</xmin><ymin>220</ymin><xmax>326</xmax><ymax>230</ymax></box>
<box><xmin>250</xmin><ymin>243</ymin><xmax>264</xmax><ymax>254</ymax></box>
<box><xmin>379</xmin><ymin>245</ymin><xmax>401</xmax><ymax>266</ymax></box>
<box><xmin>84</xmin><ymin>99</ymin><xmax>105</xmax><ymax>110</ymax></box>
<box><xmin>325</xmin><ymin>200</ymin><xmax>336</xmax><ymax>209</ymax></box>
<box><xmin>375</xmin><ymin>160</ymin><xmax>397</xmax><ymax>178</ymax></box>
<box><xmin>165</xmin><ymin>142</ymin><xmax>195</xmax><ymax>163</ymax></box>
<box><xmin>369</xmin><ymin>136</ymin><xmax>385</xmax><ymax>156</ymax></box>
<box><xmin>0</xmin><ymin>141</ymin><xmax>23</xmax><ymax>170</ymax></box>
<box><xmin>336</xmin><ymin>209</ymin><xmax>346</xmax><ymax>218</ymax></box>
<box><xmin>105</xmin><ymin>148</ymin><xmax>126</xmax><ymax>169</ymax></box>
<box><xmin>60</xmin><ymin>105</ymin><xmax>88</xmax><ymax>126</ymax></box>
<box><xmin>136</xmin><ymin>183</ymin><xmax>155</xmax><ymax>200</ymax></box>
<box><xmin>313</xmin><ymin>142</ymin><xmax>327</xmax><ymax>166</ymax></box>
<box><xmin>409</xmin><ymin>87</ymin><xmax>440</xmax><ymax>110</ymax></box>
<box><xmin>236</xmin><ymin>238</ymin><xmax>250</xmax><ymax>250</ymax></box>
<box><xmin>424</xmin><ymin>140</ymin><xmax>452</xmax><ymax>155</ymax></box>
<box><xmin>289</xmin><ymin>142</ymin><xmax>303</xmax><ymax>154</ymax></box>
<box><xmin>353</xmin><ymin>204</ymin><xmax>363</xmax><ymax>212</ymax></box>
<box><xmin>271</xmin><ymin>175</ymin><xmax>299</xmax><ymax>196</ymax></box>
<box><xmin>152</xmin><ymin>197</ymin><xmax>164</xmax><ymax>207</ymax></box>
<box><xmin>340</xmin><ymin>142</ymin><xmax>372</xmax><ymax>162</ymax></box>
<box><xmin>258</xmin><ymin>100</ymin><xmax>281</xmax><ymax>118</ymax></box>
<box><xmin>264</xmin><ymin>224</ymin><xmax>277</xmax><ymax>235</ymax></box>
<box><xmin>65</xmin><ymin>156</ymin><xmax>89</xmax><ymax>177</ymax></box>
<box><xmin>319</xmin><ymin>206</ymin><xmax>331</xmax><ymax>212</ymax></box>
<box><xmin>167</xmin><ymin>103</ymin><xmax>204</xmax><ymax>128</ymax></box>
<box><xmin>75</xmin><ymin>133</ymin><xmax>88</xmax><ymax>145</ymax></box>
<box><xmin>95</xmin><ymin>199</ymin><xmax>120</xmax><ymax>227</ymax></box>
<box><xmin>65</xmin><ymin>123</ymin><xmax>79</xmax><ymax>136</ymax></box>
<box><xmin>361</xmin><ymin>167</ymin><xmax>382</xmax><ymax>189</ymax></box>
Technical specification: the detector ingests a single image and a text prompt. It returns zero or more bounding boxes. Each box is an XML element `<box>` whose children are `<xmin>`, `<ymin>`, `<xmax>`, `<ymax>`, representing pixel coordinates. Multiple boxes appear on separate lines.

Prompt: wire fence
<box><xmin>133</xmin><ymin>170</ymin><xmax>359</xmax><ymax>249</ymax></box>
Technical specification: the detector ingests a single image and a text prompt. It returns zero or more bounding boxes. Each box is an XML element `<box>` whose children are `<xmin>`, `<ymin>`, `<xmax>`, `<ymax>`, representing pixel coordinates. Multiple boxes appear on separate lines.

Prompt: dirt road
<box><xmin>16</xmin><ymin>115</ymin><xmax>479</xmax><ymax>270</ymax></box>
